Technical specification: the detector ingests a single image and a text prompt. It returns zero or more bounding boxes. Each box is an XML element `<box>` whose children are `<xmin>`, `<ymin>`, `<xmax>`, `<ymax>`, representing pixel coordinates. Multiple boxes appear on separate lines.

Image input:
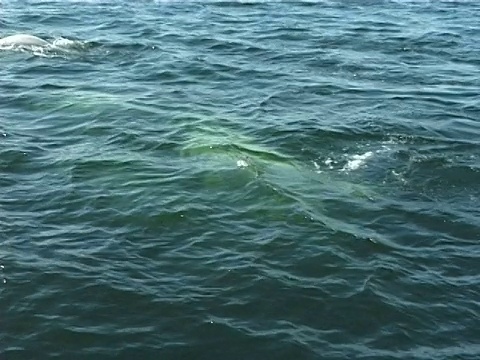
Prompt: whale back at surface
<box><xmin>0</xmin><ymin>34</ymin><xmax>49</xmax><ymax>47</ymax></box>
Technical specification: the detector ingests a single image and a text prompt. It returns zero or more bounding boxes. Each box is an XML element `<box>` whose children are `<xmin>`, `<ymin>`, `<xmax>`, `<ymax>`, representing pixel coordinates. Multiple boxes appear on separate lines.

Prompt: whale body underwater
<box><xmin>0</xmin><ymin>34</ymin><xmax>49</xmax><ymax>47</ymax></box>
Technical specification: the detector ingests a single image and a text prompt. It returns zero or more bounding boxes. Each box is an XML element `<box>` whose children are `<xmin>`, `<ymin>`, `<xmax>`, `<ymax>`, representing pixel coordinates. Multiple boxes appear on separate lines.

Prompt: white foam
<box><xmin>324</xmin><ymin>158</ymin><xmax>335</xmax><ymax>169</ymax></box>
<box><xmin>342</xmin><ymin>151</ymin><xmax>373</xmax><ymax>172</ymax></box>
<box><xmin>52</xmin><ymin>37</ymin><xmax>75</xmax><ymax>47</ymax></box>
<box><xmin>236</xmin><ymin>159</ymin><xmax>249</xmax><ymax>168</ymax></box>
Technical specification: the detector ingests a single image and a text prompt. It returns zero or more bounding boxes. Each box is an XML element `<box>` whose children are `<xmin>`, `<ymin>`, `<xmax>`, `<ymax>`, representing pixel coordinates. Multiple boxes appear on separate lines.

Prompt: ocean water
<box><xmin>1</xmin><ymin>0</ymin><xmax>479</xmax><ymax>359</ymax></box>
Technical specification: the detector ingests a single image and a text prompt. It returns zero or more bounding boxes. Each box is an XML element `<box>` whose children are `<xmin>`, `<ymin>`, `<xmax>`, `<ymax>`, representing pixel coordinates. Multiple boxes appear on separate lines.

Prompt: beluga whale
<box><xmin>0</xmin><ymin>33</ymin><xmax>50</xmax><ymax>47</ymax></box>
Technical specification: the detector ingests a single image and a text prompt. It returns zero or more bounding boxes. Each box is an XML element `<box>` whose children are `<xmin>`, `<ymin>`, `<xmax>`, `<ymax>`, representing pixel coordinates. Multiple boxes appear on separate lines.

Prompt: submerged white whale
<box><xmin>0</xmin><ymin>34</ymin><xmax>49</xmax><ymax>47</ymax></box>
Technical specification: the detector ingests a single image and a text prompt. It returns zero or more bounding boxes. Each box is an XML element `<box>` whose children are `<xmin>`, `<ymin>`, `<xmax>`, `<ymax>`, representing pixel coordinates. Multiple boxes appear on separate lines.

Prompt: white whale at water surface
<box><xmin>0</xmin><ymin>34</ymin><xmax>50</xmax><ymax>47</ymax></box>
<box><xmin>0</xmin><ymin>33</ymin><xmax>85</xmax><ymax>56</ymax></box>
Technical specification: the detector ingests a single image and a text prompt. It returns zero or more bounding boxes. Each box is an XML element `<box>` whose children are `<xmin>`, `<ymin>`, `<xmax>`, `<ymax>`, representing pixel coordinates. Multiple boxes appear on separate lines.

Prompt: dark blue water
<box><xmin>1</xmin><ymin>1</ymin><xmax>479</xmax><ymax>359</ymax></box>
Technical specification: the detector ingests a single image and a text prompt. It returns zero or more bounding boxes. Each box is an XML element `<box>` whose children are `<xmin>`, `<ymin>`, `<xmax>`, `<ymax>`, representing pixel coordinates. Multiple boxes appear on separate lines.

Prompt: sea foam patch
<box><xmin>342</xmin><ymin>151</ymin><xmax>374</xmax><ymax>172</ymax></box>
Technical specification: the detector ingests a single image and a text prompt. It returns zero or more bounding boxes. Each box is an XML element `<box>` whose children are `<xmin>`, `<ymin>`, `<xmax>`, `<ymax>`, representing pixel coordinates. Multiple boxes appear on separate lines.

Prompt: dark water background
<box><xmin>1</xmin><ymin>0</ymin><xmax>479</xmax><ymax>359</ymax></box>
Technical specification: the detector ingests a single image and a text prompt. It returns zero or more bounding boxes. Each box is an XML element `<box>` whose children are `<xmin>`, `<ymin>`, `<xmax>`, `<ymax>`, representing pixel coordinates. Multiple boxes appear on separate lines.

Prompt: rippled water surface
<box><xmin>1</xmin><ymin>0</ymin><xmax>479</xmax><ymax>359</ymax></box>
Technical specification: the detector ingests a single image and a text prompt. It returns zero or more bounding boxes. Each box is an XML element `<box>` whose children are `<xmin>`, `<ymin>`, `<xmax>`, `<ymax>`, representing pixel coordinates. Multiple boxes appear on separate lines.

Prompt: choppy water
<box><xmin>1</xmin><ymin>0</ymin><xmax>479</xmax><ymax>359</ymax></box>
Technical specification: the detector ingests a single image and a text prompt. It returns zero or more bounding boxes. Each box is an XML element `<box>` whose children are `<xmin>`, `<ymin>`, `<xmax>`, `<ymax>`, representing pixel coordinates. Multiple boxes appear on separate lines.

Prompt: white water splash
<box><xmin>342</xmin><ymin>151</ymin><xmax>374</xmax><ymax>172</ymax></box>
<box><xmin>236</xmin><ymin>159</ymin><xmax>249</xmax><ymax>168</ymax></box>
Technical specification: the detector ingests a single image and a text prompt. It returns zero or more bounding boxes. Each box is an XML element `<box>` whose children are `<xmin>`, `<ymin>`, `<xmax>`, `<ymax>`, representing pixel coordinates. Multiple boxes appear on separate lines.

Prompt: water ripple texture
<box><xmin>1</xmin><ymin>1</ymin><xmax>479</xmax><ymax>359</ymax></box>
